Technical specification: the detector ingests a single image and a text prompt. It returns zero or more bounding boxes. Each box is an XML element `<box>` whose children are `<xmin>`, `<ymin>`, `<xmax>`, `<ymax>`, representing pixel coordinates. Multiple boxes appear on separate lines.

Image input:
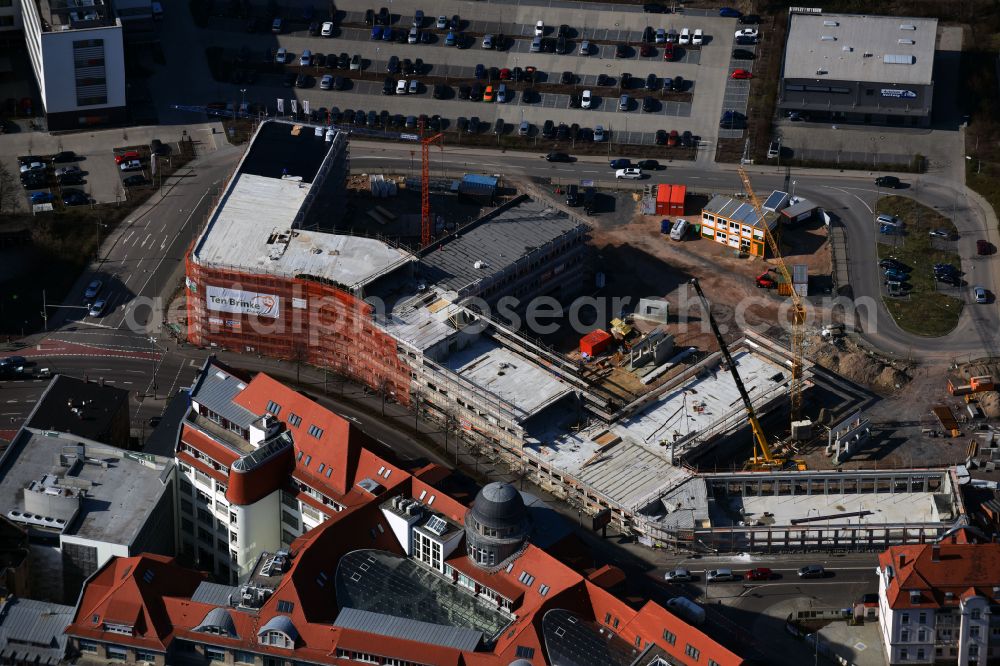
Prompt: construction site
<box><xmin>183</xmin><ymin>120</ymin><xmax>969</xmax><ymax>553</ymax></box>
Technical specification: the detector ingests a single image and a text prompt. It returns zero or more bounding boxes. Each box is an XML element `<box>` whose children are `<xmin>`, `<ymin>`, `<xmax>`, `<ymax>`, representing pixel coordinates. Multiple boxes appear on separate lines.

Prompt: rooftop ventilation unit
<box><xmin>820</xmin><ymin>35</ymin><xmax>836</xmax><ymax>41</ymax></box>
<box><xmin>900</xmin><ymin>23</ymin><xmax>916</xmax><ymax>30</ymax></box>
<box><xmin>823</xmin><ymin>20</ymin><xmax>838</xmax><ymax>26</ymax></box>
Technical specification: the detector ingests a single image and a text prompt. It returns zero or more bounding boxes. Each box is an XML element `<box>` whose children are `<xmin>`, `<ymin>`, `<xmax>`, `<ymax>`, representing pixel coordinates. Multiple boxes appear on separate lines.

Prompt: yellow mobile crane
<box><xmin>689</xmin><ymin>278</ymin><xmax>787</xmax><ymax>471</ymax></box>
<box><xmin>737</xmin><ymin>166</ymin><xmax>806</xmax><ymax>424</ymax></box>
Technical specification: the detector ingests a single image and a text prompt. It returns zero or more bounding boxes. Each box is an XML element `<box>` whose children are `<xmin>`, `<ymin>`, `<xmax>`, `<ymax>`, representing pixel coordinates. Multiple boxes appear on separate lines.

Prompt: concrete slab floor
<box><xmin>723</xmin><ymin>490</ymin><xmax>945</xmax><ymax>527</ymax></box>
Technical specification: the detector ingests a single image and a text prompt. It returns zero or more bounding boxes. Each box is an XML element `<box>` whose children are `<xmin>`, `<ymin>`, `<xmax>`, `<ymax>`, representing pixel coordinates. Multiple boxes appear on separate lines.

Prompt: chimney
<box><xmin>931</xmin><ymin>544</ymin><xmax>940</xmax><ymax>562</ymax></box>
<box><xmin>899</xmin><ymin>553</ymin><xmax>906</xmax><ymax>568</ymax></box>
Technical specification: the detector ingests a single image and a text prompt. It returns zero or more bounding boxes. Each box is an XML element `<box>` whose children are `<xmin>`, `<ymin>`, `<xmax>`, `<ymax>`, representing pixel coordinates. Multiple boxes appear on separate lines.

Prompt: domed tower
<box><xmin>464</xmin><ymin>482</ymin><xmax>531</xmax><ymax>569</ymax></box>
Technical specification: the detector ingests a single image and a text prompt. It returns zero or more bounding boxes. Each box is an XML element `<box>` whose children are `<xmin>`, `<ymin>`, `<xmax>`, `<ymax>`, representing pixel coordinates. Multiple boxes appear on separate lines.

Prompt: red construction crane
<box><xmin>419</xmin><ymin>119</ymin><xmax>444</xmax><ymax>247</ymax></box>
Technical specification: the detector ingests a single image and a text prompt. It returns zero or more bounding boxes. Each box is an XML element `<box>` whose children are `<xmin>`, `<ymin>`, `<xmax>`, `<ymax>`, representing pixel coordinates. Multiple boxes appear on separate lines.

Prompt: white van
<box><xmin>876</xmin><ymin>213</ymin><xmax>903</xmax><ymax>228</ymax></box>
<box><xmin>670</xmin><ymin>219</ymin><xmax>689</xmax><ymax>241</ymax></box>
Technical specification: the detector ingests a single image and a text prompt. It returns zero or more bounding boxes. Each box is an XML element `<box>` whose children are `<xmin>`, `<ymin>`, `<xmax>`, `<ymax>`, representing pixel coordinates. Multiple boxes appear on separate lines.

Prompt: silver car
<box><xmin>320</xmin><ymin>74</ymin><xmax>334</xmax><ymax>90</ymax></box>
<box><xmin>797</xmin><ymin>564</ymin><xmax>825</xmax><ymax>579</ymax></box>
<box><xmin>706</xmin><ymin>568</ymin><xmax>738</xmax><ymax>583</ymax></box>
<box><xmin>89</xmin><ymin>298</ymin><xmax>107</xmax><ymax>317</ymax></box>
<box><xmin>664</xmin><ymin>567</ymin><xmax>693</xmax><ymax>582</ymax></box>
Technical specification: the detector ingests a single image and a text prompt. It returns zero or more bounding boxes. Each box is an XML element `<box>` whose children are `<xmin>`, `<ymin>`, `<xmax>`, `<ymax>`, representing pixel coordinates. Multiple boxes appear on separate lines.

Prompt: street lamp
<box><xmin>240</xmin><ymin>88</ymin><xmax>247</xmax><ymax>115</ymax></box>
<box><xmin>148</xmin><ymin>336</ymin><xmax>158</xmax><ymax>394</ymax></box>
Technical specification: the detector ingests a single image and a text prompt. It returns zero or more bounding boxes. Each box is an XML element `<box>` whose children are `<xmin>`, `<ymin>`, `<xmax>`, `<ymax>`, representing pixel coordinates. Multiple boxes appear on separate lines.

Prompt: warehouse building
<box><xmin>778</xmin><ymin>12</ymin><xmax>937</xmax><ymax>127</ymax></box>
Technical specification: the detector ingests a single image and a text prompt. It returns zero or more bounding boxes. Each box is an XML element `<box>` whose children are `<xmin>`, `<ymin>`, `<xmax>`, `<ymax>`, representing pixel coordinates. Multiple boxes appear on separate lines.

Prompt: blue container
<box><xmin>660</xmin><ymin>219</ymin><xmax>673</xmax><ymax>234</ymax></box>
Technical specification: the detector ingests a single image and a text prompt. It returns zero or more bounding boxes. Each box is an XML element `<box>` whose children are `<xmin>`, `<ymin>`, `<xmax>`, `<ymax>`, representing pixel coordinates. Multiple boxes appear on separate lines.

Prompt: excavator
<box><xmin>689</xmin><ymin>278</ymin><xmax>803</xmax><ymax>472</ymax></box>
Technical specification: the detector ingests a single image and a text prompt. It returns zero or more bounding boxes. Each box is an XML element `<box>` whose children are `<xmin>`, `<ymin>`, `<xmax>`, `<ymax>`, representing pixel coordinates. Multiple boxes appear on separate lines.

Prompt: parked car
<box><xmin>929</xmin><ymin>228</ymin><xmax>952</xmax><ymax>239</ymax></box>
<box><xmin>664</xmin><ymin>568</ymin><xmax>693</xmax><ymax>582</ymax></box>
<box><xmin>542</xmin><ymin>119</ymin><xmax>555</xmax><ymax>138</ymax></box>
<box><xmin>29</xmin><ymin>191</ymin><xmax>54</xmax><ymax>204</ymax></box>
<box><xmin>719</xmin><ymin>7</ymin><xmax>742</xmax><ymax>17</ymax></box>
<box><xmin>745</xmin><ymin>567</ymin><xmax>773</xmax><ymax>581</ymax></box>
<box><xmin>123</xmin><ymin>175</ymin><xmax>147</xmax><ymax>187</ymax></box>
<box><xmin>735</xmin><ymin>28</ymin><xmax>759</xmax><ymax>39</ymax></box>
<box><xmin>321</xmin><ymin>21</ymin><xmax>334</xmax><ymax>36</ymax></box>
<box><xmin>663</xmin><ymin>42</ymin><xmax>676</xmax><ymax>61</ymax></box>
<box><xmin>731</xmin><ymin>68</ymin><xmax>753</xmax><ymax>79</ymax></box>
<box><xmin>740</xmin><ymin>14</ymin><xmax>761</xmax><ymax>24</ymax></box>
<box><xmin>436</xmin><ymin>15</ymin><xmax>447</xmax><ymax>29</ymax></box>
<box><xmin>884</xmin><ymin>268</ymin><xmax>908</xmax><ymax>282</ymax></box>
<box><xmin>733</xmin><ymin>48</ymin><xmax>756</xmax><ymax>60</ymax></box>
<box><xmin>797</xmin><ymin>565</ymin><xmax>825</xmax><ymax>579</ymax></box>
<box><xmin>89</xmin><ymin>298</ymin><xmax>107</xmax><ymax>318</ymax></box>
<box><xmin>977</xmin><ymin>239</ymin><xmax>994</xmax><ymax>255</ymax></box>
<box><xmin>692</xmin><ymin>29</ymin><xmax>703</xmax><ymax>45</ymax></box>
<box><xmin>50</xmin><ymin>151</ymin><xmax>77</xmax><ymax>163</ymax></box>
<box><xmin>119</xmin><ymin>159</ymin><xmax>142</xmax><ymax>171</ymax></box>
<box><xmin>637</xmin><ymin>159</ymin><xmax>660</xmax><ymax>171</ymax></box>
<box><xmin>879</xmin><ymin>258</ymin><xmax>910</xmax><ymax>271</ymax></box>
<box><xmin>321</xmin><ymin>74</ymin><xmax>335</xmax><ymax>90</ymax></box>
<box><xmin>84</xmin><ymin>279</ymin><xmax>103</xmax><ymax>300</ymax></box>
<box><xmin>535</xmin><ymin>20</ymin><xmax>545</xmax><ymax>36</ymax></box>
<box><xmin>593</xmin><ymin>125</ymin><xmax>606</xmax><ymax>142</ymax></box>
<box><xmin>706</xmin><ymin>568</ymin><xmax>739</xmax><ymax>583</ymax></box>
<box><xmin>974</xmin><ymin>286</ymin><xmax>989</xmax><ymax>304</ymax></box>
<box><xmin>642</xmin><ymin>97</ymin><xmax>656</xmax><ymax>112</ymax></box>
<box><xmin>679</xmin><ymin>28</ymin><xmax>690</xmax><ymax>45</ymax></box>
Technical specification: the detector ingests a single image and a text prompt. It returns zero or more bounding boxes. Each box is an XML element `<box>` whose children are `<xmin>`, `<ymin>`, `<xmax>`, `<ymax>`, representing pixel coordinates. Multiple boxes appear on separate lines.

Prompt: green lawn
<box><xmin>876</xmin><ymin>196</ymin><xmax>964</xmax><ymax>337</ymax></box>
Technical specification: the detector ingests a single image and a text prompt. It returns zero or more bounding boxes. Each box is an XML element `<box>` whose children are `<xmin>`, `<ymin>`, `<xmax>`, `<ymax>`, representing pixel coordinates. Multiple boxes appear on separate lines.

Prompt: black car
<box><xmin>583</xmin><ymin>186</ymin><xmax>596</xmax><ymax>213</ymax></box>
<box><xmin>342</xmin><ymin>108</ymin><xmax>354</xmax><ymax>123</ymax></box>
<box><xmin>493</xmin><ymin>118</ymin><xmax>505</xmax><ymax>135</ymax></box>
<box><xmin>387</xmin><ymin>55</ymin><xmax>399</xmax><ymax>73</ymax></box>
<box><xmin>732</xmin><ymin>48</ymin><xmax>756</xmax><ymax>60</ymax></box>
<box><xmin>21</xmin><ymin>173</ymin><xmax>46</xmax><ymax>188</ymax></box>
<box><xmin>376</xmin><ymin>6</ymin><xmax>389</xmax><ymax>25</ymax></box>
<box><xmin>597</xmin><ymin>74</ymin><xmax>613</xmax><ymax>86</ymax></box>
<box><xmin>383</xmin><ymin>77</ymin><xmax>395</xmax><ymax>95</ymax></box>
<box><xmin>433</xmin><ymin>84</ymin><xmax>449</xmax><ymax>99</ymax></box>
<box><xmin>543</xmin><ymin>38</ymin><xmax>556</xmax><ymax>53</ymax></box>
<box><xmin>314</xmin><ymin>53</ymin><xmax>326</xmax><ymax>67</ymax></box>
<box><xmin>51</xmin><ymin>151</ymin><xmax>77</xmax><ymax>163</ymax></box>
<box><xmin>643</xmin><ymin>3</ymin><xmax>666</xmax><ymax>12</ymax></box>
<box><xmin>282</xmin><ymin>72</ymin><xmax>297</xmax><ymax>87</ymax></box>
<box><xmin>428</xmin><ymin>115</ymin><xmax>442</xmax><ymax>131</ymax></box>
<box><xmin>470</xmin><ymin>83</ymin><xmax>483</xmax><ymax>101</ymax></box>
<box><xmin>620</xmin><ymin>72</ymin><xmax>632</xmax><ymax>89</ymax></box>
<box><xmin>420</xmin><ymin>31</ymin><xmax>433</xmax><ymax>44</ymax></box>
<box><xmin>545</xmin><ymin>152</ymin><xmax>572</xmax><ymax>162</ymax></box>
<box><xmin>368</xmin><ymin>110</ymin><xmax>378</xmax><ymax>126</ymax></box>
<box><xmin>62</xmin><ymin>189</ymin><xmax>89</xmax><ymax>206</ymax></box>
<box><xmin>59</xmin><ymin>173</ymin><xmax>84</xmax><ymax>185</ymax></box>
<box><xmin>645</xmin><ymin>73</ymin><xmax>658</xmax><ymax>90</ymax></box>
<box><xmin>876</xmin><ymin>175</ymin><xmax>901</xmax><ymax>188</ymax></box>
<box><xmin>296</xmin><ymin>73</ymin><xmax>311</xmax><ymax>88</ymax></box>
<box><xmin>408</xmin><ymin>58</ymin><xmax>423</xmax><ymax>75</ymax></box>
<box><xmin>637</xmin><ymin>159</ymin><xmax>660</xmax><ymax>170</ymax></box>
<box><xmin>542</xmin><ymin>119</ymin><xmax>555</xmax><ymax>138</ymax></box>
<box><xmin>123</xmin><ymin>174</ymin><xmax>147</xmax><ymax>187</ymax></box>
<box><xmin>560</xmin><ymin>71</ymin><xmax>574</xmax><ymax>85</ymax></box>
<box><xmin>308</xmin><ymin>20</ymin><xmax>320</xmax><ymax>35</ymax></box>
<box><xmin>380</xmin><ymin>110</ymin><xmax>391</xmax><ymax>127</ymax></box>
<box><xmin>615</xmin><ymin>43</ymin><xmax>628</xmax><ymax>58</ymax></box>
<box><xmin>402</xmin><ymin>58</ymin><xmax>414</xmax><ymax>75</ymax></box>
<box><xmin>556</xmin><ymin>123</ymin><xmax>569</xmax><ymax>140</ymax></box>
<box><xmin>333</xmin><ymin>76</ymin><xmax>346</xmax><ymax>90</ymax></box>
<box><xmin>450</xmin><ymin>14</ymin><xmax>460</xmax><ymax>30</ymax></box>
<box><xmin>642</xmin><ymin>26</ymin><xmax>655</xmax><ymax>43</ymax></box>
<box><xmin>739</xmin><ymin>14</ymin><xmax>761</xmax><ymax>24</ymax></box>
<box><xmin>458</xmin><ymin>84</ymin><xmax>471</xmax><ymax>100</ymax></box>
<box><xmin>456</xmin><ymin>32</ymin><xmax>471</xmax><ymax>49</ymax></box>
<box><xmin>654</xmin><ymin>129</ymin><xmax>668</xmax><ymax>145</ymax></box>
<box><xmin>672</xmin><ymin>75</ymin><xmax>685</xmax><ymax>91</ymax></box>
<box><xmin>642</xmin><ymin>97</ymin><xmax>657</xmax><ymax>112</ymax></box>
<box><xmin>337</xmin><ymin>52</ymin><xmax>350</xmax><ymax>69</ymax></box>
<box><xmin>17</xmin><ymin>155</ymin><xmax>44</xmax><ymax>165</ymax></box>
<box><xmin>364</xmin><ymin>8</ymin><xmax>374</xmax><ymax>25</ymax></box>
<box><xmin>355</xmin><ymin>109</ymin><xmax>367</xmax><ymax>125</ymax></box>
<box><xmin>512</xmin><ymin>67</ymin><xmax>524</xmax><ymax>82</ymax></box>
<box><xmin>521</xmin><ymin>88</ymin><xmax>539</xmax><ymax>104</ymax></box>
<box><xmin>879</xmin><ymin>258</ymin><xmax>910</xmax><ymax>271</ymax></box>
<box><xmin>391</xmin><ymin>114</ymin><xmax>405</xmax><ymax>127</ymax></box>
<box><xmin>467</xmin><ymin>116</ymin><xmax>480</xmax><ymax>133</ymax></box>
<box><xmin>456</xmin><ymin>116</ymin><xmax>469</xmax><ymax>133</ymax></box>
<box><xmin>488</xmin><ymin>66</ymin><xmax>500</xmax><ymax>81</ymax></box>
<box><xmin>558</xmin><ymin>24</ymin><xmax>569</xmax><ymax>37</ymax></box>
<box><xmin>556</xmin><ymin>34</ymin><xmax>567</xmax><ymax>54</ymax></box>
<box><xmin>330</xmin><ymin>107</ymin><xmax>342</xmax><ymax>123</ymax></box>
<box><xmin>681</xmin><ymin>130</ymin><xmax>694</xmax><ymax>147</ymax></box>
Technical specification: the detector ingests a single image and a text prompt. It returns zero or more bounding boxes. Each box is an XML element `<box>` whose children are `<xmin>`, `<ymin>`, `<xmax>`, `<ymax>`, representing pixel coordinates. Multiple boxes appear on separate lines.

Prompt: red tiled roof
<box><xmin>332</xmin><ymin>627</ymin><xmax>464</xmax><ymax>665</ymax></box>
<box><xmin>878</xmin><ymin>540</ymin><xmax>1000</xmax><ymax>609</ymax></box>
<box><xmin>65</xmin><ymin>554</ymin><xmax>206</xmax><ymax>651</ymax></box>
<box><xmin>623</xmin><ymin>597</ymin><xmax>746</xmax><ymax>666</ymax></box>
<box><xmin>411</xmin><ymin>476</ymin><xmax>468</xmax><ymax>523</ymax></box>
<box><xmin>587</xmin><ymin>564</ymin><xmax>626</xmax><ymax>590</ymax></box>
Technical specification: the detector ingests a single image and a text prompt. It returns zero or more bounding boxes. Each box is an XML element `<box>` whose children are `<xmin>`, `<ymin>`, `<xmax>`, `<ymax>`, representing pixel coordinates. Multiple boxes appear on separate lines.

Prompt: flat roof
<box><xmin>0</xmin><ymin>431</ymin><xmax>171</xmax><ymax>546</ymax></box>
<box><xmin>421</xmin><ymin>197</ymin><xmax>586</xmax><ymax>297</ymax></box>
<box><xmin>716</xmin><ymin>491</ymin><xmax>950</xmax><ymax>529</ymax></box>
<box><xmin>784</xmin><ymin>13</ymin><xmax>936</xmax><ymax>85</ymax></box>
<box><xmin>377</xmin><ymin>292</ymin><xmax>464</xmax><ymax>356</ymax></box>
<box><xmin>193</xmin><ymin>174</ymin><xmax>411</xmax><ymax>288</ymax></box>
<box><xmin>25</xmin><ymin>375</ymin><xmax>128</xmax><ymax>443</ymax></box>
<box><xmin>441</xmin><ymin>338</ymin><xmax>574</xmax><ymax>421</ymax></box>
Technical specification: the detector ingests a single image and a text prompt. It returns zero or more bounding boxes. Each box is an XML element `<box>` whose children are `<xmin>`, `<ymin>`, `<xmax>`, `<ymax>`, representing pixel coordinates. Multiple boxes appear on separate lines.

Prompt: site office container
<box><xmin>669</xmin><ymin>184</ymin><xmax>686</xmax><ymax>216</ymax></box>
<box><xmin>580</xmin><ymin>329</ymin><xmax>613</xmax><ymax>356</ymax></box>
<box><xmin>655</xmin><ymin>184</ymin><xmax>672</xmax><ymax>216</ymax></box>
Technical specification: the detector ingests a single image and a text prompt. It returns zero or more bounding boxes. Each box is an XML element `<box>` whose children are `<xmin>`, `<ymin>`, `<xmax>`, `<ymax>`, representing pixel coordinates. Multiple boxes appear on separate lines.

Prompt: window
<box><xmin>917</xmin><ymin>630</ymin><xmax>926</xmax><ymax>642</ymax></box>
<box><xmin>604</xmin><ymin>612</ymin><xmax>612</xmax><ymax>625</ymax></box>
<box><xmin>970</xmin><ymin>645</ymin><xmax>979</xmax><ymax>657</ymax></box>
<box><xmin>288</xmin><ymin>413</ymin><xmax>302</xmax><ymax>427</ymax></box>
<box><xmin>612</xmin><ymin>617</ymin><xmax>619</xmax><ymax>629</ymax></box>
<box><xmin>662</xmin><ymin>629</ymin><xmax>676</xmax><ymax>645</ymax></box>
<box><xmin>634</xmin><ymin>636</ymin><xmax>642</xmax><ymax>648</ymax></box>
<box><xmin>918</xmin><ymin>612</ymin><xmax>926</xmax><ymax>624</ymax></box>
<box><xmin>901</xmin><ymin>613</ymin><xmax>910</xmax><ymax>625</ymax></box>
<box><xmin>307</xmin><ymin>425</ymin><xmax>324</xmax><ymax>439</ymax></box>
<box><xmin>135</xmin><ymin>650</ymin><xmax>156</xmax><ymax>663</ymax></box>
<box><xmin>901</xmin><ymin>630</ymin><xmax>909</xmax><ymax>642</ymax></box>
<box><xmin>282</xmin><ymin>510</ymin><xmax>299</xmax><ymax>529</ymax></box>
<box><xmin>971</xmin><ymin>609</ymin><xmax>982</xmax><ymax>620</ymax></box>
<box><xmin>515</xmin><ymin>646</ymin><xmax>535</xmax><ymax>659</ymax></box>
<box><xmin>709</xmin><ymin>661</ymin><xmax>721</xmax><ymax>666</ymax></box>
<box><xmin>970</xmin><ymin>626</ymin><xmax>980</xmax><ymax>638</ymax></box>
<box><xmin>79</xmin><ymin>641</ymin><xmax>98</xmax><ymax>653</ymax></box>
<box><xmin>205</xmin><ymin>646</ymin><xmax>226</xmax><ymax>661</ymax></box>
<box><xmin>916</xmin><ymin>649</ymin><xmax>925</xmax><ymax>660</ymax></box>
<box><xmin>900</xmin><ymin>648</ymin><xmax>908</xmax><ymax>661</ymax></box>
<box><xmin>107</xmin><ymin>646</ymin><xmax>127</xmax><ymax>661</ymax></box>
<box><xmin>266</xmin><ymin>400</ymin><xmax>282</xmax><ymax>415</ymax></box>
<box><xmin>685</xmin><ymin>644</ymin><xmax>701</xmax><ymax>660</ymax></box>
<box><xmin>234</xmin><ymin>652</ymin><xmax>255</xmax><ymax>664</ymax></box>
<box><xmin>277</xmin><ymin>600</ymin><xmax>295</xmax><ymax>613</ymax></box>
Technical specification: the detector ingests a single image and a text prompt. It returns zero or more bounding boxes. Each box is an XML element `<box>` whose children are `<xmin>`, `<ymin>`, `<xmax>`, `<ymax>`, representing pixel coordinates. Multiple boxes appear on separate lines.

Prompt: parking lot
<box><xmin>182</xmin><ymin>0</ymin><xmax>754</xmax><ymax>151</ymax></box>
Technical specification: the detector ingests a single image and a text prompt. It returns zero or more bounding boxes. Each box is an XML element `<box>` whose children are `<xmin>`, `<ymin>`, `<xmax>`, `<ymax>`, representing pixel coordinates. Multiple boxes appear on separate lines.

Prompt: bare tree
<box><xmin>0</xmin><ymin>162</ymin><xmax>18</xmax><ymax>215</ymax></box>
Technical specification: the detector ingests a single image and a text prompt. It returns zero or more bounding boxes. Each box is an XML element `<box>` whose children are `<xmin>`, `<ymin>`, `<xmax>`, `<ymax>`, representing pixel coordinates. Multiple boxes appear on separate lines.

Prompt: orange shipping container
<box><xmin>669</xmin><ymin>184</ymin><xmax>686</xmax><ymax>216</ymax></box>
<box><xmin>580</xmin><ymin>329</ymin><xmax>613</xmax><ymax>356</ymax></box>
<box><xmin>655</xmin><ymin>184</ymin><xmax>671</xmax><ymax>216</ymax></box>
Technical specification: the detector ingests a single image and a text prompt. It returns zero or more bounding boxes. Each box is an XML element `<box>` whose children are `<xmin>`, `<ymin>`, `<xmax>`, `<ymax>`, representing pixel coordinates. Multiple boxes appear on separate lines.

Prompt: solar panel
<box><xmin>884</xmin><ymin>54</ymin><xmax>915</xmax><ymax>64</ymax></box>
<box><xmin>425</xmin><ymin>515</ymin><xmax>449</xmax><ymax>536</ymax></box>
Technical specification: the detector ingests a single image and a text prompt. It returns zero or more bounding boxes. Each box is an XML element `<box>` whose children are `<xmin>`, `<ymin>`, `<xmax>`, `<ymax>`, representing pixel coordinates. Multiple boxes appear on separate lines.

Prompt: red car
<box><xmin>731</xmin><ymin>69</ymin><xmax>753</xmax><ymax>80</ymax></box>
<box><xmin>746</xmin><ymin>567</ymin><xmax>773</xmax><ymax>581</ymax></box>
<box><xmin>755</xmin><ymin>273</ymin><xmax>777</xmax><ymax>289</ymax></box>
<box><xmin>499</xmin><ymin>67</ymin><xmax>511</xmax><ymax>80</ymax></box>
<box><xmin>663</xmin><ymin>42</ymin><xmax>675</xmax><ymax>61</ymax></box>
<box><xmin>115</xmin><ymin>150</ymin><xmax>140</xmax><ymax>164</ymax></box>
<box><xmin>977</xmin><ymin>239</ymin><xmax>994</xmax><ymax>255</ymax></box>
<box><xmin>667</xmin><ymin>130</ymin><xmax>679</xmax><ymax>147</ymax></box>
<box><xmin>640</xmin><ymin>43</ymin><xmax>655</xmax><ymax>57</ymax></box>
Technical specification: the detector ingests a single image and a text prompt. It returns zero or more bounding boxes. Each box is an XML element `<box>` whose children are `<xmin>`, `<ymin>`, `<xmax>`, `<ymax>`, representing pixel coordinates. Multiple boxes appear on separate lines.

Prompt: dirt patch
<box><xmin>979</xmin><ymin>391</ymin><xmax>1000</xmax><ymax>418</ymax></box>
<box><xmin>811</xmin><ymin>334</ymin><xmax>913</xmax><ymax>393</ymax></box>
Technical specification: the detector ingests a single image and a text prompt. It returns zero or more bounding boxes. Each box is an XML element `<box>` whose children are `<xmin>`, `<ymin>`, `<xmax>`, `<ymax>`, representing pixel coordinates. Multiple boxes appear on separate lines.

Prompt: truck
<box><xmin>666</xmin><ymin>597</ymin><xmax>706</xmax><ymax>625</ymax></box>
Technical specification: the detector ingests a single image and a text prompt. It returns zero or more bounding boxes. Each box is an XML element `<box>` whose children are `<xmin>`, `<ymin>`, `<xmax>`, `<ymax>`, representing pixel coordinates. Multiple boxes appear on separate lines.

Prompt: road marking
<box><xmin>141</xmin><ymin>233</ymin><xmax>151</xmax><ymax>248</ymax></box>
<box><xmin>823</xmin><ymin>185</ymin><xmax>873</xmax><ymax>214</ymax></box>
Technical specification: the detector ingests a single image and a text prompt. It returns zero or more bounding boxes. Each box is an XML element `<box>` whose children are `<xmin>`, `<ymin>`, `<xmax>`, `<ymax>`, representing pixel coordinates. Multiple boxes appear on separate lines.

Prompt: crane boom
<box><xmin>689</xmin><ymin>278</ymin><xmax>779</xmax><ymax>468</ymax></box>
<box><xmin>737</xmin><ymin>167</ymin><xmax>805</xmax><ymax>423</ymax></box>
